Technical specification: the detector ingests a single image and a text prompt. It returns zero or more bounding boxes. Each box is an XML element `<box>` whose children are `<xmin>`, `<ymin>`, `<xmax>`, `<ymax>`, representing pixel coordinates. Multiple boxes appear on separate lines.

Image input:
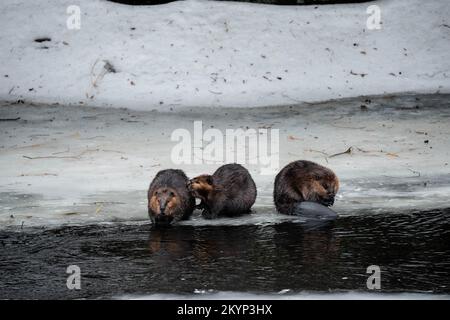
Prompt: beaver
<box><xmin>188</xmin><ymin>163</ymin><xmax>257</xmax><ymax>219</ymax></box>
<box><xmin>147</xmin><ymin>169</ymin><xmax>195</xmax><ymax>225</ymax></box>
<box><xmin>273</xmin><ymin>160</ymin><xmax>339</xmax><ymax>215</ymax></box>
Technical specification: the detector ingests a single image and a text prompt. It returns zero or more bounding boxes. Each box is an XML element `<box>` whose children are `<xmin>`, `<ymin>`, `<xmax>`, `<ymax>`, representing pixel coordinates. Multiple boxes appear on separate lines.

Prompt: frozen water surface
<box><xmin>1</xmin><ymin>94</ymin><xmax>449</xmax><ymax>228</ymax></box>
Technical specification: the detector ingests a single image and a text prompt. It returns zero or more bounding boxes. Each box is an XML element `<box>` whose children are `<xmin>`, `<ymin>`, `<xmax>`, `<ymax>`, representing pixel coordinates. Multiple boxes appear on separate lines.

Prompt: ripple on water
<box><xmin>0</xmin><ymin>208</ymin><xmax>449</xmax><ymax>299</ymax></box>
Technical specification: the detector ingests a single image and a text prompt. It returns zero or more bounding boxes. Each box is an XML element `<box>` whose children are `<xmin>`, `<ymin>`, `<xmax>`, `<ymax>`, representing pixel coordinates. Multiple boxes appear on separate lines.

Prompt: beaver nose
<box><xmin>155</xmin><ymin>214</ymin><xmax>173</xmax><ymax>226</ymax></box>
<box><xmin>159</xmin><ymin>204</ymin><xmax>166</xmax><ymax>215</ymax></box>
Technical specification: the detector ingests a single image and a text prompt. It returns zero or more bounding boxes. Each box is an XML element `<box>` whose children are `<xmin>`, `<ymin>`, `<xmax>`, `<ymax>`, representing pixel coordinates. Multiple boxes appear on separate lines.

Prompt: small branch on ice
<box><xmin>405</xmin><ymin>167</ymin><xmax>421</xmax><ymax>177</ymax></box>
<box><xmin>0</xmin><ymin>117</ymin><xmax>20</xmax><ymax>121</ymax></box>
<box><xmin>23</xmin><ymin>148</ymin><xmax>127</xmax><ymax>160</ymax></box>
<box><xmin>330</xmin><ymin>123</ymin><xmax>366</xmax><ymax>130</ymax></box>
<box><xmin>79</xmin><ymin>136</ymin><xmax>106</xmax><ymax>140</ymax></box>
<box><xmin>91</xmin><ymin>60</ymin><xmax>116</xmax><ymax>88</ymax></box>
<box><xmin>329</xmin><ymin>147</ymin><xmax>353</xmax><ymax>158</ymax></box>
<box><xmin>304</xmin><ymin>146</ymin><xmax>395</xmax><ymax>160</ymax></box>
<box><xmin>29</xmin><ymin>134</ymin><xmax>50</xmax><ymax>138</ymax></box>
<box><xmin>354</xmin><ymin>147</ymin><xmax>370</xmax><ymax>153</ymax></box>
<box><xmin>306</xmin><ymin>149</ymin><xmax>329</xmax><ymax>156</ymax></box>
<box><xmin>23</xmin><ymin>155</ymin><xmax>80</xmax><ymax>160</ymax></box>
<box><xmin>52</xmin><ymin>148</ymin><xmax>70</xmax><ymax>155</ymax></box>
<box><xmin>87</xmin><ymin>60</ymin><xmax>117</xmax><ymax>99</ymax></box>
<box><xmin>102</xmin><ymin>149</ymin><xmax>125</xmax><ymax>154</ymax></box>
<box><xmin>281</xmin><ymin>94</ymin><xmax>302</xmax><ymax>103</ymax></box>
<box><xmin>23</xmin><ymin>148</ymin><xmax>99</xmax><ymax>160</ymax></box>
<box><xmin>354</xmin><ymin>147</ymin><xmax>399</xmax><ymax>158</ymax></box>
<box><xmin>19</xmin><ymin>173</ymin><xmax>58</xmax><ymax>177</ymax></box>
<box><xmin>34</xmin><ymin>37</ymin><xmax>51</xmax><ymax>43</ymax></box>
<box><xmin>63</xmin><ymin>212</ymin><xmax>80</xmax><ymax>216</ymax></box>
<box><xmin>350</xmin><ymin>70</ymin><xmax>367</xmax><ymax>78</ymax></box>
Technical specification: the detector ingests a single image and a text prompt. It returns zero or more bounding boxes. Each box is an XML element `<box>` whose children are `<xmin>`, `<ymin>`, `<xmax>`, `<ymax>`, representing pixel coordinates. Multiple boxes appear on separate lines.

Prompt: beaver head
<box><xmin>148</xmin><ymin>187</ymin><xmax>179</xmax><ymax>225</ymax></box>
<box><xmin>187</xmin><ymin>175</ymin><xmax>214</xmax><ymax>202</ymax></box>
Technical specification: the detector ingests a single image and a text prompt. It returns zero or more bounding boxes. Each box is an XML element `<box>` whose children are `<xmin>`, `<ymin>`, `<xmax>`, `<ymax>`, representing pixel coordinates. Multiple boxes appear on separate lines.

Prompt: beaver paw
<box><xmin>195</xmin><ymin>203</ymin><xmax>205</xmax><ymax>210</ymax></box>
<box><xmin>202</xmin><ymin>210</ymin><xmax>213</xmax><ymax>219</ymax></box>
<box><xmin>320</xmin><ymin>196</ymin><xmax>335</xmax><ymax>207</ymax></box>
<box><xmin>201</xmin><ymin>209</ymin><xmax>219</xmax><ymax>220</ymax></box>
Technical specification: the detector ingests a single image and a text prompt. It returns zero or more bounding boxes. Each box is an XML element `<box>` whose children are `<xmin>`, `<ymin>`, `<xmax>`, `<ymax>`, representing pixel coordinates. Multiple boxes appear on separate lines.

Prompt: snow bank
<box><xmin>0</xmin><ymin>0</ymin><xmax>449</xmax><ymax>110</ymax></box>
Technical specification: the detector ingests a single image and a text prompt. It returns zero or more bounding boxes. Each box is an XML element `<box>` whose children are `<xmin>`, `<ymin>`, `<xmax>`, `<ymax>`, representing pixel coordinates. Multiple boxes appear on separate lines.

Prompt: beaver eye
<box><xmin>170</xmin><ymin>192</ymin><xmax>175</xmax><ymax>197</ymax></box>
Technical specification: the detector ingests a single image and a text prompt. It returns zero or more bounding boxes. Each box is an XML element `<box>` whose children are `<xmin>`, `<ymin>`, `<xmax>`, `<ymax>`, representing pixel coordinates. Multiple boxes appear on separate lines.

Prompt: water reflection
<box><xmin>0</xmin><ymin>208</ymin><xmax>449</xmax><ymax>299</ymax></box>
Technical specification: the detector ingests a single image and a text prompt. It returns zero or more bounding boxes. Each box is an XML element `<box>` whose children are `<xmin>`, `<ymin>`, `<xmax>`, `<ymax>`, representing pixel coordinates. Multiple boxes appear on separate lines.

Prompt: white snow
<box><xmin>0</xmin><ymin>0</ymin><xmax>449</xmax><ymax>110</ymax></box>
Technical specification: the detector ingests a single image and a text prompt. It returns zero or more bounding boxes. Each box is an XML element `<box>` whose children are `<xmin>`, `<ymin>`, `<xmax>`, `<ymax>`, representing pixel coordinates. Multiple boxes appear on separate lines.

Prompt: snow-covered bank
<box><xmin>0</xmin><ymin>0</ymin><xmax>449</xmax><ymax>109</ymax></box>
<box><xmin>1</xmin><ymin>94</ymin><xmax>449</xmax><ymax>228</ymax></box>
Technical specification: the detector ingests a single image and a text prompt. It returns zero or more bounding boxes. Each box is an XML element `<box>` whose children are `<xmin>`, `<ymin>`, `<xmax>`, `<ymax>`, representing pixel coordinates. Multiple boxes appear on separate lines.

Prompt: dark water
<box><xmin>0</xmin><ymin>208</ymin><xmax>449</xmax><ymax>299</ymax></box>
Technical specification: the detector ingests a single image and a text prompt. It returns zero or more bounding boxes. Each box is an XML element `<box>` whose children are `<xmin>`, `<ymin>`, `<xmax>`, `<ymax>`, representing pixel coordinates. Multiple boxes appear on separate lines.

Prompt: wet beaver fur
<box><xmin>188</xmin><ymin>163</ymin><xmax>257</xmax><ymax>219</ymax></box>
<box><xmin>274</xmin><ymin>160</ymin><xmax>339</xmax><ymax>215</ymax></box>
<box><xmin>148</xmin><ymin>169</ymin><xmax>195</xmax><ymax>225</ymax></box>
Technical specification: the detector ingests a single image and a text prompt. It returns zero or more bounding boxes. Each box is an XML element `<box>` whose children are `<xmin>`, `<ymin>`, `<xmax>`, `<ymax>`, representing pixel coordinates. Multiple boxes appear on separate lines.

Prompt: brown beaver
<box><xmin>274</xmin><ymin>160</ymin><xmax>339</xmax><ymax>215</ymax></box>
<box><xmin>147</xmin><ymin>169</ymin><xmax>195</xmax><ymax>225</ymax></box>
<box><xmin>187</xmin><ymin>163</ymin><xmax>257</xmax><ymax>219</ymax></box>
